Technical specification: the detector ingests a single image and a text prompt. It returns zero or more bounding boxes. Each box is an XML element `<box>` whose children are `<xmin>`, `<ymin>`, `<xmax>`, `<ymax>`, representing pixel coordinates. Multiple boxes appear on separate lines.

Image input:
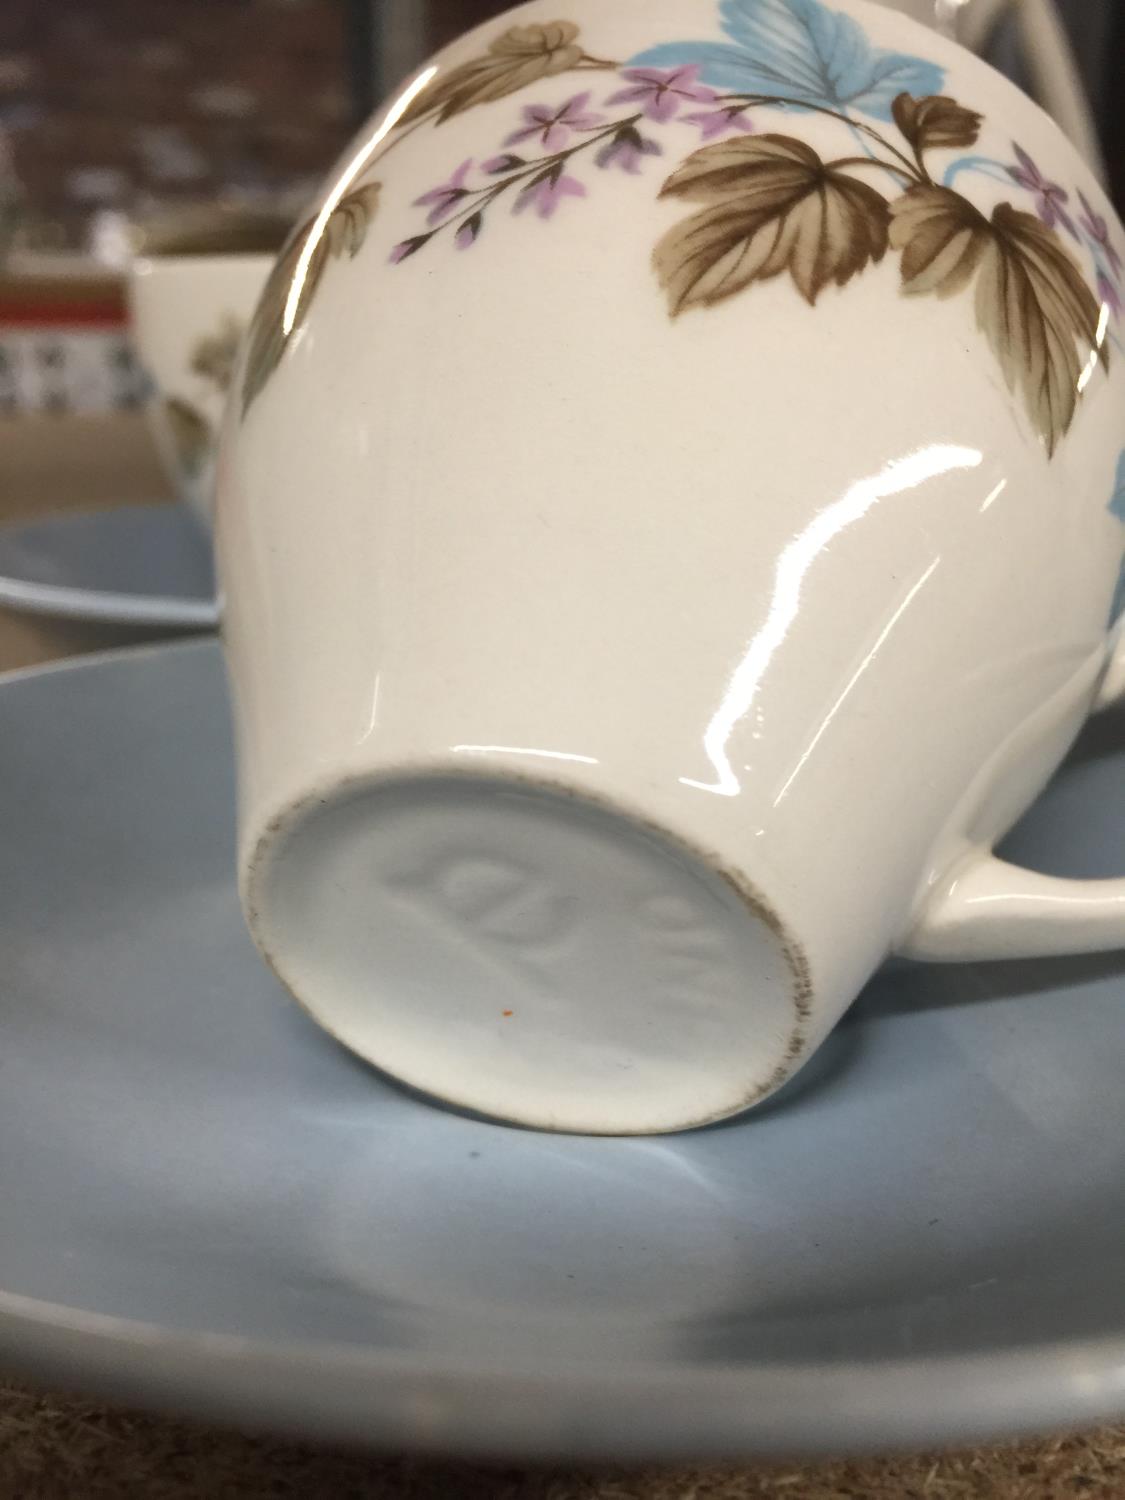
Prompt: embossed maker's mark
<box><xmin>637</xmin><ymin>891</ymin><xmax>747</xmax><ymax>1015</ymax></box>
<box><xmin>384</xmin><ymin>852</ymin><xmax>579</xmax><ymax>993</ymax></box>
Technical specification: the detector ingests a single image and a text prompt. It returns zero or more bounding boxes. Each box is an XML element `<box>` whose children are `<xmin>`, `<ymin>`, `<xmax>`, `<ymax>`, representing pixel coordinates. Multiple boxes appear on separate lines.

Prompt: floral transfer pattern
<box><xmin>163</xmin><ymin>397</ymin><xmax>212</xmax><ymax>480</ymax></box>
<box><xmin>627</xmin><ymin>0</ymin><xmax>944</xmax><ymax>120</ymax></box>
<box><xmin>242</xmin><ymin>184</ymin><xmax>381</xmax><ymax>413</ymax></box>
<box><xmin>163</xmin><ymin>313</ymin><xmax>246</xmax><ymax>478</ymax></box>
<box><xmin>241</xmin><ymin>0</ymin><xmax>1120</xmax><ymax>456</ymax></box>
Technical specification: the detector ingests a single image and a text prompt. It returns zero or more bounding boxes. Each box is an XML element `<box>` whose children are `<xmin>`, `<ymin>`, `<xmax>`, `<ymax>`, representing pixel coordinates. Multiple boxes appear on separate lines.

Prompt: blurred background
<box><xmin>0</xmin><ymin>0</ymin><xmax>1121</xmax><ymax>667</ymax></box>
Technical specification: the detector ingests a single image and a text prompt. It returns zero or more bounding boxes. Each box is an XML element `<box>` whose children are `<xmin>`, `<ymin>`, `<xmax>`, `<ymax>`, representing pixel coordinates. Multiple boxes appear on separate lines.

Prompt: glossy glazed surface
<box><xmin>220</xmin><ymin>0</ymin><xmax>1125</xmax><ymax>1127</ymax></box>
<box><xmin>2</xmin><ymin>640</ymin><xmax>1125</xmax><ymax>1455</ymax></box>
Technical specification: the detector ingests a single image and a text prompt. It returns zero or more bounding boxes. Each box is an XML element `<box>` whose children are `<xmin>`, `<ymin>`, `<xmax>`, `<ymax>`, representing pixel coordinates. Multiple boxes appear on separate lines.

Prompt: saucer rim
<box><xmin>0</xmin><ymin>504</ymin><xmax>219</xmax><ymax>630</ymax></box>
<box><xmin>1</xmin><ymin>1279</ymin><xmax>1123</xmax><ymax>1461</ymax></box>
<box><xmin>2</xmin><ymin>639</ymin><xmax>1123</xmax><ymax>1460</ymax></box>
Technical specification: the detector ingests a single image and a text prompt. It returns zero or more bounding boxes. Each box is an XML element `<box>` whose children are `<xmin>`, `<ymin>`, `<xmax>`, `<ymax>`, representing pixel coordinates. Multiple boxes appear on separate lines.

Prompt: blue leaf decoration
<box><xmin>1111</xmin><ymin>569</ymin><xmax>1125</xmax><ymax>627</ymax></box>
<box><xmin>1110</xmin><ymin>450</ymin><xmax>1125</xmax><ymax>526</ymax></box>
<box><xmin>630</xmin><ymin>0</ymin><xmax>945</xmax><ymax>122</ymax></box>
<box><xmin>626</xmin><ymin>39</ymin><xmax>783</xmax><ymax>92</ymax></box>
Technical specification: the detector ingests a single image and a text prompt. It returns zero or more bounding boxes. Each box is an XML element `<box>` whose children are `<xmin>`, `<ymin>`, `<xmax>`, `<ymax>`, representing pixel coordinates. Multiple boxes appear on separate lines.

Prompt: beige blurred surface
<box><xmin>0</xmin><ymin>1383</ymin><xmax>1121</xmax><ymax>1499</ymax></box>
<box><xmin>0</xmin><ymin>411</ymin><xmax>172</xmax><ymax>520</ymax></box>
<box><xmin>0</xmin><ymin>414</ymin><xmax>1120</xmax><ymax>1497</ymax></box>
<box><xmin>0</xmin><ymin>412</ymin><xmax>178</xmax><ymax>672</ymax></box>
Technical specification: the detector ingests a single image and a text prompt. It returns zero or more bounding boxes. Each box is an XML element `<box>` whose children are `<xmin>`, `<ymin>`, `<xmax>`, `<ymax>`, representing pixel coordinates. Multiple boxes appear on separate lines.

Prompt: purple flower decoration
<box><xmin>596</xmin><ymin>124</ymin><xmax>663</xmax><ymax>174</ymax></box>
<box><xmin>456</xmin><ymin>213</ymin><xmax>483</xmax><ymax>251</ymax></box>
<box><xmin>482</xmin><ymin>152</ymin><xmax>527</xmax><ymax>174</ymax></box>
<box><xmin>606</xmin><ymin>65</ymin><xmax>716</xmax><ymax>124</ymax></box>
<box><xmin>413</xmin><ymin>159</ymin><xmax>474</xmax><ymax>226</ymax></box>
<box><xmin>513</xmin><ymin>169</ymin><xmax>586</xmax><ymax>220</ymax></box>
<box><xmin>682</xmin><ymin>104</ymin><xmax>755</xmax><ymax>141</ymax></box>
<box><xmin>389</xmin><ymin>233</ymin><xmax>432</xmax><ymax>264</ymax></box>
<box><xmin>1097</xmin><ymin>271</ymin><xmax>1122</xmax><ymax>320</ymax></box>
<box><xmin>1007</xmin><ymin>144</ymin><xmax>1077</xmax><ymax>238</ymax></box>
<box><xmin>1079</xmin><ymin>190</ymin><xmax>1123</xmax><ymax>277</ymax></box>
<box><xmin>504</xmin><ymin>91</ymin><xmax>604</xmax><ymax>152</ymax></box>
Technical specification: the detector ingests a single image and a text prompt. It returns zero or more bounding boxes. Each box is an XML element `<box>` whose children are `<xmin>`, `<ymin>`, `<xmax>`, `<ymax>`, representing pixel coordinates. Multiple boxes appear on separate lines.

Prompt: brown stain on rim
<box><xmin>243</xmin><ymin>764</ymin><xmax>815</xmax><ymax>1136</ymax></box>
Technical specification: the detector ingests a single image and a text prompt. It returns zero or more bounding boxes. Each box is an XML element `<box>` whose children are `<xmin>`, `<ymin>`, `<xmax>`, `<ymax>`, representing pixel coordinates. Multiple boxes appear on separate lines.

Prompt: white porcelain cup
<box><xmin>128</xmin><ymin>210</ymin><xmax>285</xmax><ymax>522</ymax></box>
<box><xmin>219</xmin><ymin>0</ymin><xmax>1125</xmax><ymax>1134</ymax></box>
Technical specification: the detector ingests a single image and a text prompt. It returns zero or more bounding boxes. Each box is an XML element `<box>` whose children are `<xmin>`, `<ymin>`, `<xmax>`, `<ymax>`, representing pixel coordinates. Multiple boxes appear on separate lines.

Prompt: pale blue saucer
<box><xmin>0</xmin><ymin>638</ymin><xmax>1122</xmax><ymax>1459</ymax></box>
<box><xmin>0</xmin><ymin>504</ymin><xmax>217</xmax><ymax>628</ymax></box>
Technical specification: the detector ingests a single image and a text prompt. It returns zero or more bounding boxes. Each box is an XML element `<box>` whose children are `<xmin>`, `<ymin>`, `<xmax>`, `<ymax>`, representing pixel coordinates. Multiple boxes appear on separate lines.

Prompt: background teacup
<box><xmin>220</xmin><ymin>0</ymin><xmax>1125</xmax><ymax>1135</ymax></box>
<box><xmin>868</xmin><ymin>0</ymin><xmax>1105</xmax><ymax>177</ymax></box>
<box><xmin>128</xmin><ymin>206</ymin><xmax>288</xmax><ymax>523</ymax></box>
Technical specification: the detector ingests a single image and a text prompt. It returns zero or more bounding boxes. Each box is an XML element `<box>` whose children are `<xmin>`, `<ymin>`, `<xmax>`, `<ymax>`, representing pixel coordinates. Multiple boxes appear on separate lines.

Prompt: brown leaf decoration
<box><xmin>400</xmin><ymin>22</ymin><xmax>583</xmax><ymax>125</ymax></box>
<box><xmin>891</xmin><ymin>190</ymin><xmax>1106</xmax><ymax>454</ymax></box>
<box><xmin>241</xmin><ymin>182</ymin><xmax>380</xmax><ymax>415</ymax></box>
<box><xmin>892</xmin><ymin>93</ymin><xmax>981</xmax><ymax>152</ymax></box>
<box><xmin>977</xmin><ymin>203</ymin><xmax>1107</xmax><ymax>454</ymax></box>
<box><xmin>163</xmin><ymin>397</ymin><xmax>211</xmax><ymax>479</ymax></box>
<box><xmin>889</xmin><ymin>185</ymin><xmax>990</xmax><ymax>297</ymax></box>
<box><xmin>190</xmin><ymin>313</ymin><xmax>243</xmax><ymax>395</ymax></box>
<box><xmin>655</xmin><ymin>135</ymin><xmax>889</xmax><ymax>314</ymax></box>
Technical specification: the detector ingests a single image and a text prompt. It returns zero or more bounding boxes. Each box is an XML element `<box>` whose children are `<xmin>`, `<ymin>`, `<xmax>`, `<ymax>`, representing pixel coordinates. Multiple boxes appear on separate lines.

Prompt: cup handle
<box><xmin>902</xmin><ymin>634</ymin><xmax>1125</xmax><ymax>963</ymax></box>
<box><xmin>901</xmin><ymin>854</ymin><xmax>1125</xmax><ymax>962</ymax></box>
<box><xmin>1095</xmin><ymin>626</ymin><xmax>1125</xmax><ymax>711</ymax></box>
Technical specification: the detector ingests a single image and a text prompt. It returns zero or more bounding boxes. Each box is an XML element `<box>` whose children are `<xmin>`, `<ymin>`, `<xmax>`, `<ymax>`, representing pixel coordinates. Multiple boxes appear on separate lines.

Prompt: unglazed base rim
<box><xmin>243</xmin><ymin>766</ymin><xmax>813</xmax><ymax>1136</ymax></box>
